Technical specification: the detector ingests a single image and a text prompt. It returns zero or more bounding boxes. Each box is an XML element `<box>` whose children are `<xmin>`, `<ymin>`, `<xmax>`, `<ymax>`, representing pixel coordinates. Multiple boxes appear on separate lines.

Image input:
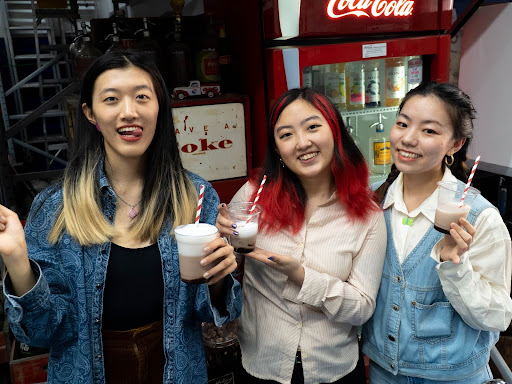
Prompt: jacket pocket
<box><xmin>411</xmin><ymin>301</ymin><xmax>453</xmax><ymax>344</ymax></box>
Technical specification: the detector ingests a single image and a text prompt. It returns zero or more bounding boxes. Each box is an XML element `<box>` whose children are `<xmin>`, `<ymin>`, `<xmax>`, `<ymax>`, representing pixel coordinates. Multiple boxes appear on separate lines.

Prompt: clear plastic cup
<box><xmin>227</xmin><ymin>202</ymin><xmax>261</xmax><ymax>254</ymax></box>
<box><xmin>434</xmin><ymin>181</ymin><xmax>480</xmax><ymax>234</ymax></box>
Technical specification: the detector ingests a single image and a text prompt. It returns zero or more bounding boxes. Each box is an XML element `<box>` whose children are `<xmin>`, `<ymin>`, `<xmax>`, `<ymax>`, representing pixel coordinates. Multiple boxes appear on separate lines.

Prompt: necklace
<box><xmin>114</xmin><ymin>191</ymin><xmax>142</xmax><ymax>219</ymax></box>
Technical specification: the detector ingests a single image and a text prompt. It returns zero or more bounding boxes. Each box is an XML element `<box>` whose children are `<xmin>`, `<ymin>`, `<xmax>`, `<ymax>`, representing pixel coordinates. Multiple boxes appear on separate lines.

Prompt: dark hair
<box><xmin>252</xmin><ymin>88</ymin><xmax>377</xmax><ymax>234</ymax></box>
<box><xmin>375</xmin><ymin>82</ymin><xmax>476</xmax><ymax>203</ymax></box>
<box><xmin>54</xmin><ymin>50</ymin><xmax>196</xmax><ymax>244</ymax></box>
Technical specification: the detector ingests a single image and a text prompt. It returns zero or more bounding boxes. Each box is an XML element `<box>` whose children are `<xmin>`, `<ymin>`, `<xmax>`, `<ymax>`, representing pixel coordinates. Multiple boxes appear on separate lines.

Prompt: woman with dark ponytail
<box><xmin>364</xmin><ymin>82</ymin><xmax>512</xmax><ymax>383</ymax></box>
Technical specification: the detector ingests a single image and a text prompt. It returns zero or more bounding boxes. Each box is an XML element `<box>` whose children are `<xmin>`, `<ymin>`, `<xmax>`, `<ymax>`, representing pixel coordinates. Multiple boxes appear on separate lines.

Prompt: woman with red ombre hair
<box><xmin>217</xmin><ymin>88</ymin><xmax>387</xmax><ymax>384</ymax></box>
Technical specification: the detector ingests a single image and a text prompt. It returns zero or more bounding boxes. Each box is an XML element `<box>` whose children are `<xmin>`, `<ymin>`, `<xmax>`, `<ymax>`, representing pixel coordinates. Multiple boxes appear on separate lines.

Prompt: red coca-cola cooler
<box><xmin>259</xmin><ymin>0</ymin><xmax>453</xmax><ymax>184</ymax></box>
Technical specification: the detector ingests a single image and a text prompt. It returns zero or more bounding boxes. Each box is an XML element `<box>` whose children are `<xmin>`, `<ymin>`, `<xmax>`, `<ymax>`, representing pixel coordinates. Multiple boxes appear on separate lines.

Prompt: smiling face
<box><xmin>82</xmin><ymin>66</ymin><xmax>159</xmax><ymax>164</ymax></box>
<box><xmin>274</xmin><ymin>99</ymin><xmax>335</xmax><ymax>185</ymax></box>
<box><xmin>390</xmin><ymin>95</ymin><xmax>465</xmax><ymax>180</ymax></box>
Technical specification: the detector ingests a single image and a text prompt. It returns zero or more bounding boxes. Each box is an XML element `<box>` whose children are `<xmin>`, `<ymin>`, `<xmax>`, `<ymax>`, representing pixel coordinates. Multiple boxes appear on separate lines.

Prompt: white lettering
<box><xmin>327</xmin><ymin>0</ymin><xmax>414</xmax><ymax>19</ymax></box>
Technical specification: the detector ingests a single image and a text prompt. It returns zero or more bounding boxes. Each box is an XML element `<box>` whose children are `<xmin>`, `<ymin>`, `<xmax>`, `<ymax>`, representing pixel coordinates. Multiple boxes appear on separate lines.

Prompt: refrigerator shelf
<box><xmin>340</xmin><ymin>106</ymin><xmax>399</xmax><ymax>118</ymax></box>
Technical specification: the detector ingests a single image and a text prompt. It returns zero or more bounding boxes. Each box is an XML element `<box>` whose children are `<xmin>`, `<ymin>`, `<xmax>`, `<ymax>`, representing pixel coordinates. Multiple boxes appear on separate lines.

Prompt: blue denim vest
<box><xmin>363</xmin><ymin>182</ymin><xmax>499</xmax><ymax>381</ymax></box>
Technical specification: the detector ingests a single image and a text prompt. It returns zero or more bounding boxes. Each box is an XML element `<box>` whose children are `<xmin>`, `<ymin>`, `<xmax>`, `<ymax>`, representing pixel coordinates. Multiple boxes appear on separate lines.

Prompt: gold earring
<box><xmin>445</xmin><ymin>155</ymin><xmax>454</xmax><ymax>166</ymax></box>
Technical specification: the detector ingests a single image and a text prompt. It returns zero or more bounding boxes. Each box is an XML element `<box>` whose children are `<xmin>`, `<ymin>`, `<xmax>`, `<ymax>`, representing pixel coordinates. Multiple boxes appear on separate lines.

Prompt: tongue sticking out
<box><xmin>118</xmin><ymin>128</ymin><xmax>142</xmax><ymax>137</ymax></box>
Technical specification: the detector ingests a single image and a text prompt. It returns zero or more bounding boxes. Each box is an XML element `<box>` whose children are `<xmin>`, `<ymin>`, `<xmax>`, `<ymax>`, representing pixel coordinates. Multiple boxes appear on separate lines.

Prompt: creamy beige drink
<box><xmin>175</xmin><ymin>223</ymin><xmax>218</xmax><ymax>284</ymax></box>
<box><xmin>434</xmin><ymin>202</ymin><xmax>471</xmax><ymax>234</ymax></box>
<box><xmin>227</xmin><ymin>202</ymin><xmax>261</xmax><ymax>254</ymax></box>
<box><xmin>230</xmin><ymin>221</ymin><xmax>258</xmax><ymax>254</ymax></box>
<box><xmin>434</xmin><ymin>181</ymin><xmax>480</xmax><ymax>235</ymax></box>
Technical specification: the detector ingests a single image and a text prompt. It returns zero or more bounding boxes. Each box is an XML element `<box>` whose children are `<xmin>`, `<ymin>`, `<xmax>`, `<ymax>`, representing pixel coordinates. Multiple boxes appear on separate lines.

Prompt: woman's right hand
<box><xmin>0</xmin><ymin>204</ymin><xmax>28</xmax><ymax>262</ymax></box>
<box><xmin>0</xmin><ymin>204</ymin><xmax>35</xmax><ymax>296</ymax></box>
<box><xmin>215</xmin><ymin>203</ymin><xmax>238</xmax><ymax>238</ymax></box>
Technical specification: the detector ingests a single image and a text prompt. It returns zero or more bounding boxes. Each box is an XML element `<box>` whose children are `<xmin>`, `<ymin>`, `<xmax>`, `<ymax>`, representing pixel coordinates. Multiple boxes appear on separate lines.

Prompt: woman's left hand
<box><xmin>201</xmin><ymin>236</ymin><xmax>237</xmax><ymax>285</ymax></box>
<box><xmin>440</xmin><ymin>217</ymin><xmax>476</xmax><ymax>264</ymax></box>
<box><xmin>246</xmin><ymin>247</ymin><xmax>305</xmax><ymax>285</ymax></box>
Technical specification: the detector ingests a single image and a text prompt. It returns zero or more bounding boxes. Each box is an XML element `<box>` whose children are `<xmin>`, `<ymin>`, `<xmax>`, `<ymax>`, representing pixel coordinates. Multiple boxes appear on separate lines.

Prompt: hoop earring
<box><xmin>445</xmin><ymin>155</ymin><xmax>454</xmax><ymax>166</ymax></box>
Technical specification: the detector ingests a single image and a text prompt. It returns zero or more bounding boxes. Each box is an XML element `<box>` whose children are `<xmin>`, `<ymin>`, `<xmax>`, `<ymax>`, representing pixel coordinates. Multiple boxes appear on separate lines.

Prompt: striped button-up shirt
<box><xmin>232</xmin><ymin>183</ymin><xmax>386</xmax><ymax>384</ymax></box>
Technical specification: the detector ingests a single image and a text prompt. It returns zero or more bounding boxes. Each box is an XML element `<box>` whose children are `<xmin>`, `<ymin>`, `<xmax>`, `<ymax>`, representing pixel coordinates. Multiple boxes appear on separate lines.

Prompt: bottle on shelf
<box><xmin>166</xmin><ymin>29</ymin><xmax>193</xmax><ymax>91</ymax></box>
<box><xmin>303</xmin><ymin>66</ymin><xmax>313</xmax><ymax>88</ymax></box>
<box><xmin>346</xmin><ymin>117</ymin><xmax>360</xmax><ymax>147</ymax></box>
<box><xmin>324</xmin><ymin>64</ymin><xmax>342</xmax><ymax>106</ymax></box>
<box><xmin>346</xmin><ymin>61</ymin><xmax>365</xmax><ymax>111</ymax></box>
<box><xmin>135</xmin><ymin>18</ymin><xmax>162</xmax><ymax>70</ymax></box>
<box><xmin>385</xmin><ymin>57</ymin><xmax>405</xmax><ymax>107</ymax></box>
<box><xmin>195</xmin><ymin>14</ymin><xmax>220</xmax><ymax>83</ymax></box>
<box><xmin>312</xmin><ymin>65</ymin><xmax>325</xmax><ymax>93</ymax></box>
<box><xmin>106</xmin><ymin>22</ymin><xmax>124</xmax><ymax>53</ymax></box>
<box><xmin>369</xmin><ymin>114</ymin><xmax>391</xmax><ymax>175</ymax></box>
<box><xmin>74</xmin><ymin>22</ymin><xmax>102</xmax><ymax>78</ymax></box>
<box><xmin>336</xmin><ymin>62</ymin><xmax>347</xmax><ymax>110</ymax></box>
<box><xmin>218</xmin><ymin>24</ymin><xmax>235</xmax><ymax>92</ymax></box>
<box><xmin>407</xmin><ymin>56</ymin><xmax>423</xmax><ymax>92</ymax></box>
<box><xmin>364</xmin><ymin>60</ymin><xmax>380</xmax><ymax>108</ymax></box>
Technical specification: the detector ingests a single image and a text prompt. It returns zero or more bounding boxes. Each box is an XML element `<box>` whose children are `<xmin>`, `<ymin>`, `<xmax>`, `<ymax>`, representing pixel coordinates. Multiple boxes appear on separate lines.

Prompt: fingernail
<box><xmin>233</xmin><ymin>231</ymin><xmax>239</xmax><ymax>236</ymax></box>
<box><xmin>231</xmin><ymin>223</ymin><xmax>237</xmax><ymax>229</ymax></box>
<box><xmin>200</xmin><ymin>259</ymin><xmax>207</xmax><ymax>266</ymax></box>
<box><xmin>268</xmin><ymin>256</ymin><xmax>275</xmax><ymax>261</ymax></box>
<box><xmin>203</xmin><ymin>272</ymin><xmax>209</xmax><ymax>279</ymax></box>
<box><xmin>0</xmin><ymin>216</ymin><xmax>5</xmax><ymax>221</ymax></box>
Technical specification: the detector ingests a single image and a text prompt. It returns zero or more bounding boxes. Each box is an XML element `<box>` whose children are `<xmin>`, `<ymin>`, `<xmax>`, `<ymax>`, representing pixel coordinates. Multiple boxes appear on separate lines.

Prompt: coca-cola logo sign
<box><xmin>327</xmin><ymin>0</ymin><xmax>414</xmax><ymax>19</ymax></box>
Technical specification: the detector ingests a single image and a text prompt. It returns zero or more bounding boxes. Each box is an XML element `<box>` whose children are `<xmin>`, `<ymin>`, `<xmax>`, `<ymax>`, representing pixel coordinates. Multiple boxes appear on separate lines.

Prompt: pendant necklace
<box><xmin>114</xmin><ymin>191</ymin><xmax>142</xmax><ymax>219</ymax></box>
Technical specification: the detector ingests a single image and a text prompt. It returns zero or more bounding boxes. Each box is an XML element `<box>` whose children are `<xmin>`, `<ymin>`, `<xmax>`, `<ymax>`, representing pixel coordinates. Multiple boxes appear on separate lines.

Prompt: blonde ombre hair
<box><xmin>48</xmin><ymin>51</ymin><xmax>198</xmax><ymax>246</ymax></box>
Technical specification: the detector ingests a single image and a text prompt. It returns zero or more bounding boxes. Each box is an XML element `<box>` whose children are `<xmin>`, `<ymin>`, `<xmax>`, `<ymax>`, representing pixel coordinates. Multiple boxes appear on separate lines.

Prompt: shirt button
<box><xmin>96</xmin><ymin>354</ymin><xmax>102</xmax><ymax>360</ymax></box>
<box><xmin>388</xmin><ymin>335</ymin><xmax>396</xmax><ymax>342</ymax></box>
<box><xmin>298</xmin><ymin>242</ymin><xmax>304</xmax><ymax>247</ymax></box>
<box><xmin>397</xmin><ymin>276</ymin><xmax>401</xmax><ymax>282</ymax></box>
<box><xmin>96</xmin><ymin>283</ymin><xmax>103</xmax><ymax>289</ymax></box>
<box><xmin>95</xmin><ymin>318</ymin><xmax>100</xmax><ymax>323</ymax></box>
<box><xmin>109</xmin><ymin>215</ymin><xmax>113</xmax><ymax>220</ymax></box>
<box><xmin>411</xmin><ymin>301</ymin><xmax>416</xmax><ymax>306</ymax></box>
<box><xmin>390</xmin><ymin>363</ymin><xmax>395</xmax><ymax>370</ymax></box>
<box><xmin>297</xmin><ymin>322</ymin><xmax>302</xmax><ymax>328</ymax></box>
<box><xmin>392</xmin><ymin>305</ymin><xmax>399</xmax><ymax>311</ymax></box>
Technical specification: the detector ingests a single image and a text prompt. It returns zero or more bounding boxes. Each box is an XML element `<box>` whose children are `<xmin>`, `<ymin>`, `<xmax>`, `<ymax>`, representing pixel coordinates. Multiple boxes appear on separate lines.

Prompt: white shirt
<box><xmin>383</xmin><ymin>168</ymin><xmax>512</xmax><ymax>331</ymax></box>
<box><xmin>232</xmin><ymin>182</ymin><xmax>387</xmax><ymax>384</ymax></box>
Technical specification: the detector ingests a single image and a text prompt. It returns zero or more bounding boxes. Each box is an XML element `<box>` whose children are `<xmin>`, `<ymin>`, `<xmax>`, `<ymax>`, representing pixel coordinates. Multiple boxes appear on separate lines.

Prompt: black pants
<box><xmin>241</xmin><ymin>349</ymin><xmax>366</xmax><ymax>384</ymax></box>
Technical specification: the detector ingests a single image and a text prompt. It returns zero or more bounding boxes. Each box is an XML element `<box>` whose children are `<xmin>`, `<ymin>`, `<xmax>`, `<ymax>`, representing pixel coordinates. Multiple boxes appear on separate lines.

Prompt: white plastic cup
<box><xmin>175</xmin><ymin>223</ymin><xmax>219</xmax><ymax>284</ymax></box>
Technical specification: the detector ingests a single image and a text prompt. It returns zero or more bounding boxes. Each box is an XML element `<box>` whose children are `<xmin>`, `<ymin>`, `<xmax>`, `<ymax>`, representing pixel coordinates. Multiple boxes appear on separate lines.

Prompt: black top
<box><xmin>102</xmin><ymin>242</ymin><xmax>164</xmax><ymax>331</ymax></box>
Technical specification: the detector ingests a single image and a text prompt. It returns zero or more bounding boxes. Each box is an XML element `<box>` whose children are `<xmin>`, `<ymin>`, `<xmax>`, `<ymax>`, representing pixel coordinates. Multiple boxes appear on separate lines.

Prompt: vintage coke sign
<box><xmin>327</xmin><ymin>0</ymin><xmax>414</xmax><ymax>19</ymax></box>
<box><xmin>171</xmin><ymin>103</ymin><xmax>247</xmax><ymax>182</ymax></box>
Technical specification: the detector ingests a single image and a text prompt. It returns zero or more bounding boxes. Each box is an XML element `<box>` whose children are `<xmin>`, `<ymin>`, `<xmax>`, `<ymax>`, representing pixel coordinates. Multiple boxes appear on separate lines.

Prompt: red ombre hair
<box><xmin>250</xmin><ymin>88</ymin><xmax>378</xmax><ymax>234</ymax></box>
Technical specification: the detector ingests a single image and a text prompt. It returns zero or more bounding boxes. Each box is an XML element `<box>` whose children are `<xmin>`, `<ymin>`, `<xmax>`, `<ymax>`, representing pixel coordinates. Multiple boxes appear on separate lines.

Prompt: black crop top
<box><xmin>102</xmin><ymin>242</ymin><xmax>164</xmax><ymax>331</ymax></box>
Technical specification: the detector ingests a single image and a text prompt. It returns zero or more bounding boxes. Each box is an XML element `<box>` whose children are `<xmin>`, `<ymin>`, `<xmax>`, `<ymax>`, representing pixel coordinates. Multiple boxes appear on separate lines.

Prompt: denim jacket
<box><xmin>363</xmin><ymin>184</ymin><xmax>499</xmax><ymax>381</ymax></box>
<box><xmin>3</xmin><ymin>164</ymin><xmax>242</xmax><ymax>384</ymax></box>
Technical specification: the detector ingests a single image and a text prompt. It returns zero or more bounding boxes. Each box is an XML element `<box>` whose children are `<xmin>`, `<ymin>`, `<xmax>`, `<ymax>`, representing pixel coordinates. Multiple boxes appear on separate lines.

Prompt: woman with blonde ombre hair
<box><xmin>0</xmin><ymin>50</ymin><xmax>241</xmax><ymax>384</ymax></box>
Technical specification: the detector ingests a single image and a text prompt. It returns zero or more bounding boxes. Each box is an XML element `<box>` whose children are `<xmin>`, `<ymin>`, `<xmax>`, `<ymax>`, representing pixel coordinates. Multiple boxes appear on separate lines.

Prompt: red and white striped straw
<box><xmin>458</xmin><ymin>155</ymin><xmax>480</xmax><ymax>208</ymax></box>
<box><xmin>195</xmin><ymin>184</ymin><xmax>205</xmax><ymax>225</ymax></box>
<box><xmin>247</xmin><ymin>175</ymin><xmax>267</xmax><ymax>223</ymax></box>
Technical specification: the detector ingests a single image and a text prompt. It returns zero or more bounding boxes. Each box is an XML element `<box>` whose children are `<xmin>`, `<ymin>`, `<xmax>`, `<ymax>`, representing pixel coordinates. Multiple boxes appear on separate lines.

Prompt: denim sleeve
<box><xmin>188</xmin><ymin>176</ymin><xmax>242</xmax><ymax>325</ymax></box>
<box><xmin>3</xmin><ymin>190</ymin><xmax>77</xmax><ymax>348</ymax></box>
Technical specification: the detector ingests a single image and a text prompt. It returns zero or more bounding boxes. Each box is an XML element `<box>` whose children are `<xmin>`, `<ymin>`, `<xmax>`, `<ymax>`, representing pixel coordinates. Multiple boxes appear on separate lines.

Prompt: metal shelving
<box><xmin>0</xmin><ymin>0</ymin><xmax>87</xmax><ymax>208</ymax></box>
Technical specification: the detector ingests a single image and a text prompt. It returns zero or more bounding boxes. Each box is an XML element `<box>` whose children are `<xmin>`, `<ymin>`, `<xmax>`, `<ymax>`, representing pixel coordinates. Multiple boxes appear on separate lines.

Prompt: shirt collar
<box><xmin>382</xmin><ymin>168</ymin><xmax>457</xmax><ymax>223</ymax></box>
<box><xmin>98</xmin><ymin>156</ymin><xmax>111</xmax><ymax>192</ymax></box>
